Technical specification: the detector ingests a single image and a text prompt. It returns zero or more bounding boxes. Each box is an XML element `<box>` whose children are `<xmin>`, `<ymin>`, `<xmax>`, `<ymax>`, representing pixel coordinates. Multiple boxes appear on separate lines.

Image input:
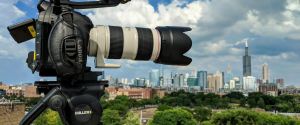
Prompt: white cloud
<box><xmin>0</xmin><ymin>0</ymin><xmax>28</xmax><ymax>59</ymax></box>
<box><xmin>0</xmin><ymin>35</ymin><xmax>28</xmax><ymax>59</ymax></box>
<box><xmin>0</xmin><ymin>0</ymin><xmax>26</xmax><ymax>35</ymax></box>
<box><xmin>20</xmin><ymin>0</ymin><xmax>34</xmax><ymax>6</ymax></box>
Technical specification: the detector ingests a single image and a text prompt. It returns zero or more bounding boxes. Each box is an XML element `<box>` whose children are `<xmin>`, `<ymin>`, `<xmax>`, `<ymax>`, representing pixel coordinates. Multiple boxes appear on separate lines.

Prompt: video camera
<box><xmin>7</xmin><ymin>0</ymin><xmax>193</xmax><ymax>124</ymax></box>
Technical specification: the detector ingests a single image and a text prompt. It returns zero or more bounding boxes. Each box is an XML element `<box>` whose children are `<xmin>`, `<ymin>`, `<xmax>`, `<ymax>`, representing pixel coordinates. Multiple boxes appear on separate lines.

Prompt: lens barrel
<box><xmin>88</xmin><ymin>26</ymin><xmax>192</xmax><ymax>66</ymax></box>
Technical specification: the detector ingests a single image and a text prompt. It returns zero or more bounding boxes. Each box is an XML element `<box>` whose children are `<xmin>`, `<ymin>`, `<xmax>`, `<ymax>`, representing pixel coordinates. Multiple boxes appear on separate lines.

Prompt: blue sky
<box><xmin>0</xmin><ymin>0</ymin><xmax>300</xmax><ymax>86</ymax></box>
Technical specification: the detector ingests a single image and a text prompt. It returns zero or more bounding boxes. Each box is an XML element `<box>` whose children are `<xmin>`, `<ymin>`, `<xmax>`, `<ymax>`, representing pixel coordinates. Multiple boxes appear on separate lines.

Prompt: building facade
<box><xmin>259</xmin><ymin>83</ymin><xmax>278</xmax><ymax>96</ymax></box>
<box><xmin>187</xmin><ymin>77</ymin><xmax>198</xmax><ymax>87</ymax></box>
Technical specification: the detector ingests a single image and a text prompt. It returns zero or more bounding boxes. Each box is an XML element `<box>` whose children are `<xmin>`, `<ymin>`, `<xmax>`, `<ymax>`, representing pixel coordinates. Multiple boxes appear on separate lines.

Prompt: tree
<box><xmin>33</xmin><ymin>108</ymin><xmax>63</xmax><ymax>125</ymax></box>
<box><xmin>184</xmin><ymin>99</ymin><xmax>191</xmax><ymax>106</ymax></box>
<box><xmin>193</xmin><ymin>107</ymin><xmax>212</xmax><ymax>123</ymax></box>
<box><xmin>157</xmin><ymin>104</ymin><xmax>172</xmax><ymax>111</ymax></box>
<box><xmin>239</xmin><ymin>98</ymin><xmax>246</xmax><ymax>107</ymax></box>
<box><xmin>147</xmin><ymin>108</ymin><xmax>197</xmax><ymax>125</ymax></box>
<box><xmin>211</xmin><ymin>98</ymin><xmax>219</xmax><ymax>108</ymax></box>
<box><xmin>201</xmin><ymin>109</ymin><xmax>300</xmax><ymax>125</ymax></box>
<box><xmin>153</xmin><ymin>94</ymin><xmax>159</xmax><ymax>104</ymax></box>
<box><xmin>222</xmin><ymin>92</ymin><xmax>245</xmax><ymax>100</ymax></box>
<box><xmin>101</xmin><ymin>109</ymin><xmax>120</xmax><ymax>125</ymax></box>
<box><xmin>217</xmin><ymin>98</ymin><xmax>229</xmax><ymax>109</ymax></box>
<box><xmin>129</xmin><ymin>98</ymin><xmax>137</xmax><ymax>108</ymax></box>
<box><xmin>257</xmin><ymin>98</ymin><xmax>265</xmax><ymax>109</ymax></box>
<box><xmin>248</xmin><ymin>99</ymin><xmax>256</xmax><ymax>108</ymax></box>
<box><xmin>109</xmin><ymin>103</ymin><xmax>129</xmax><ymax>115</ymax></box>
<box><xmin>203</xmin><ymin>98</ymin><xmax>211</xmax><ymax>107</ymax></box>
<box><xmin>102</xmin><ymin>89</ymin><xmax>109</xmax><ymax>100</ymax></box>
<box><xmin>121</xmin><ymin>110</ymin><xmax>140</xmax><ymax>125</ymax></box>
<box><xmin>195</xmin><ymin>99</ymin><xmax>203</xmax><ymax>106</ymax></box>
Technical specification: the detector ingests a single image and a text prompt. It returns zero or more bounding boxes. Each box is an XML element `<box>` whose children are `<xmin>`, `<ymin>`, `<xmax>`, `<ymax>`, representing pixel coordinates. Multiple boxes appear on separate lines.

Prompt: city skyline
<box><xmin>0</xmin><ymin>0</ymin><xmax>300</xmax><ymax>86</ymax></box>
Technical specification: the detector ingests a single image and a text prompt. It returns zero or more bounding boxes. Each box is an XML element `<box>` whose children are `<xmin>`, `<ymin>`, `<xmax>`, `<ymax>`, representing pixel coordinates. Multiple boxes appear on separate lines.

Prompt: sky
<box><xmin>0</xmin><ymin>0</ymin><xmax>300</xmax><ymax>86</ymax></box>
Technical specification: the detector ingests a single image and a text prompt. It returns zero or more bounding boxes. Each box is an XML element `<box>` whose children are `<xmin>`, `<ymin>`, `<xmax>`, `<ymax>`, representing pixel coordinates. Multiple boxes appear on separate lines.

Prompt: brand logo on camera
<box><xmin>75</xmin><ymin>110</ymin><xmax>92</xmax><ymax>115</ymax></box>
<box><xmin>78</xmin><ymin>39</ymin><xmax>83</xmax><ymax>63</ymax></box>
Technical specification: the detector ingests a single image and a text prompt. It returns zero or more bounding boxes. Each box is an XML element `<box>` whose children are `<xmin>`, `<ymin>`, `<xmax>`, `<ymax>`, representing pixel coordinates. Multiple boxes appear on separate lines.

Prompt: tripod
<box><xmin>20</xmin><ymin>67</ymin><xmax>108</xmax><ymax>125</ymax></box>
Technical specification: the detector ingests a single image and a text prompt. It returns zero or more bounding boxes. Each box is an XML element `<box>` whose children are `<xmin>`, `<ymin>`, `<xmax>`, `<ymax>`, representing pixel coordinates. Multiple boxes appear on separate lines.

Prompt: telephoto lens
<box><xmin>88</xmin><ymin>26</ymin><xmax>192</xmax><ymax>67</ymax></box>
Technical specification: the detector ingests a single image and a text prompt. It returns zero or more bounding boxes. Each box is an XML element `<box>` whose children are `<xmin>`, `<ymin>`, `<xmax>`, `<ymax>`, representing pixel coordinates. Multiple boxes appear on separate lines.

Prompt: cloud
<box><xmin>0</xmin><ymin>0</ymin><xmax>26</xmax><ymax>35</ymax></box>
<box><xmin>80</xmin><ymin>0</ymin><xmax>300</xmax><ymax>85</ymax></box>
<box><xmin>0</xmin><ymin>35</ymin><xmax>28</xmax><ymax>59</ymax></box>
<box><xmin>20</xmin><ymin>0</ymin><xmax>34</xmax><ymax>6</ymax></box>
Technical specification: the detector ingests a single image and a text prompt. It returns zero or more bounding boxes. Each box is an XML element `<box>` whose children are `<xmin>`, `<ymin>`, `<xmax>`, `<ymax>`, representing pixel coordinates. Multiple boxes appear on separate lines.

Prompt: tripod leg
<box><xmin>19</xmin><ymin>87</ymin><xmax>60</xmax><ymax>125</ymax></box>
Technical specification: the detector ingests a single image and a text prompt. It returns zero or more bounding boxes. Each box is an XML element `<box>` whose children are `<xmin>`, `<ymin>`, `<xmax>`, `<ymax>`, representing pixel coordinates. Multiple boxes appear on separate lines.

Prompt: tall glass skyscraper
<box><xmin>139</xmin><ymin>78</ymin><xmax>145</xmax><ymax>86</ymax></box>
<box><xmin>243</xmin><ymin>76</ymin><xmax>256</xmax><ymax>90</ymax></box>
<box><xmin>159</xmin><ymin>66</ymin><xmax>163</xmax><ymax>77</ymax></box>
<box><xmin>180</xmin><ymin>74</ymin><xmax>184</xmax><ymax>87</ymax></box>
<box><xmin>150</xmin><ymin>69</ymin><xmax>159</xmax><ymax>87</ymax></box>
<box><xmin>243</xmin><ymin>40</ymin><xmax>251</xmax><ymax>77</ymax></box>
<box><xmin>174</xmin><ymin>73</ymin><xmax>180</xmax><ymax>87</ymax></box>
<box><xmin>163</xmin><ymin>69</ymin><xmax>172</xmax><ymax>87</ymax></box>
<box><xmin>197</xmin><ymin>71</ymin><xmax>207</xmax><ymax>90</ymax></box>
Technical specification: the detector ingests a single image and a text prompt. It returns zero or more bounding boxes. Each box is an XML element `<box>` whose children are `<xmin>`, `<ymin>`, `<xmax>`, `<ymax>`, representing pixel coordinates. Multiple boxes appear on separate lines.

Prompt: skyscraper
<box><xmin>216</xmin><ymin>71</ymin><xmax>224</xmax><ymax>89</ymax></box>
<box><xmin>230</xmin><ymin>80</ymin><xmax>235</xmax><ymax>89</ymax></box>
<box><xmin>243</xmin><ymin>40</ymin><xmax>251</xmax><ymax>77</ymax></box>
<box><xmin>261</xmin><ymin>63</ymin><xmax>270</xmax><ymax>83</ymax></box>
<box><xmin>207</xmin><ymin>73</ymin><xmax>220</xmax><ymax>93</ymax></box>
<box><xmin>184</xmin><ymin>73</ymin><xmax>189</xmax><ymax>87</ymax></box>
<box><xmin>159</xmin><ymin>66</ymin><xmax>163</xmax><ymax>77</ymax></box>
<box><xmin>191</xmin><ymin>69</ymin><xmax>197</xmax><ymax>77</ymax></box>
<box><xmin>197</xmin><ymin>71</ymin><xmax>207</xmax><ymax>90</ymax></box>
<box><xmin>243</xmin><ymin>76</ymin><xmax>256</xmax><ymax>90</ymax></box>
<box><xmin>150</xmin><ymin>69</ymin><xmax>159</xmax><ymax>87</ymax></box>
<box><xmin>234</xmin><ymin>77</ymin><xmax>241</xmax><ymax>89</ymax></box>
<box><xmin>174</xmin><ymin>73</ymin><xmax>180</xmax><ymax>87</ymax></box>
<box><xmin>225</xmin><ymin>64</ymin><xmax>234</xmax><ymax>84</ymax></box>
<box><xmin>180</xmin><ymin>74</ymin><xmax>184</xmax><ymax>87</ymax></box>
<box><xmin>163</xmin><ymin>69</ymin><xmax>172</xmax><ymax>87</ymax></box>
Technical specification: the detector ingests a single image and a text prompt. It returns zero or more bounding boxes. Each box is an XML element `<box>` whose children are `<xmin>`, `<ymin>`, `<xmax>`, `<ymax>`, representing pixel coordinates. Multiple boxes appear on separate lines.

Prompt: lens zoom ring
<box><xmin>135</xmin><ymin>28</ymin><xmax>153</xmax><ymax>60</ymax></box>
<box><xmin>108</xmin><ymin>26</ymin><xmax>124</xmax><ymax>59</ymax></box>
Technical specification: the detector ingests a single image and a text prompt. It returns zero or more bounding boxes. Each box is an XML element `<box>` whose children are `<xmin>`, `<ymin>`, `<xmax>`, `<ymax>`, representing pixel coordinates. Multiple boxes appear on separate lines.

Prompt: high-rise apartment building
<box><xmin>243</xmin><ymin>40</ymin><xmax>251</xmax><ymax>77</ymax></box>
<box><xmin>261</xmin><ymin>63</ymin><xmax>270</xmax><ymax>83</ymax></box>
<box><xmin>163</xmin><ymin>69</ymin><xmax>172</xmax><ymax>87</ymax></box>
<box><xmin>197</xmin><ymin>71</ymin><xmax>207</xmax><ymax>90</ymax></box>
